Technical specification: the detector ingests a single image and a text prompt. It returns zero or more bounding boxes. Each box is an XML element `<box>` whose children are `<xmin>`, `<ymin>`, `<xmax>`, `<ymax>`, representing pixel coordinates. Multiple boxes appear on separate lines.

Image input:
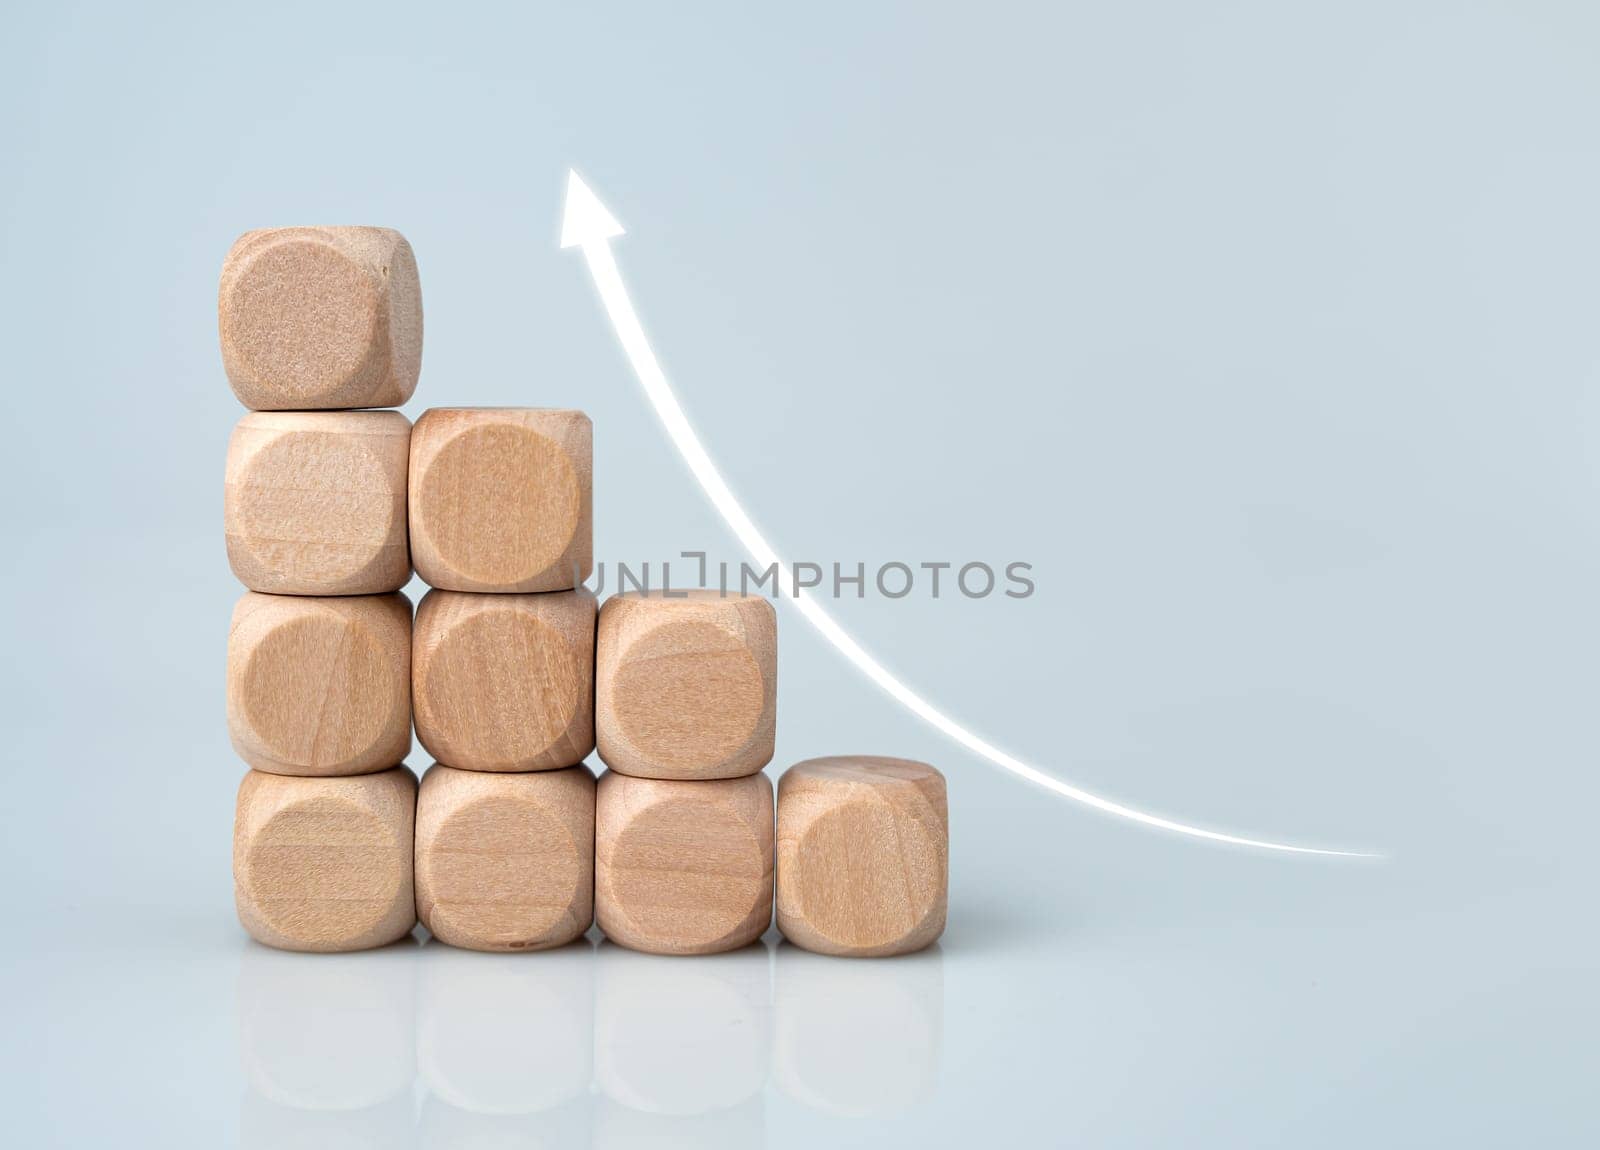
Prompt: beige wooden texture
<box><xmin>225</xmin><ymin>410</ymin><xmax>411</xmax><ymax>596</ymax></box>
<box><xmin>227</xmin><ymin>591</ymin><xmax>412</xmax><ymax>777</ymax></box>
<box><xmin>233</xmin><ymin>766</ymin><xmax>418</xmax><ymax>952</ymax></box>
<box><xmin>775</xmin><ymin>756</ymin><xmax>948</xmax><ymax>957</ymax></box>
<box><xmin>219</xmin><ymin>226</ymin><xmax>422</xmax><ymax>411</ymax></box>
<box><xmin>409</xmin><ymin>408</ymin><xmax>592</xmax><ymax>593</ymax></box>
<box><xmin>413</xmin><ymin>589</ymin><xmax>597</xmax><ymax>772</ymax></box>
<box><xmin>596</xmin><ymin>590</ymin><xmax>776</xmax><ymax>780</ymax></box>
<box><xmin>595</xmin><ymin>770</ymin><xmax>774</xmax><ymax>955</ymax></box>
<box><xmin>415</xmin><ymin>763</ymin><xmax>596</xmax><ymax>951</ymax></box>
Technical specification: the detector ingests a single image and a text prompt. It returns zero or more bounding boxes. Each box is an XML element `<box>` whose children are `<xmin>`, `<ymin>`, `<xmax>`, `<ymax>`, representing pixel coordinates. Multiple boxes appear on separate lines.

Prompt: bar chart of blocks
<box><xmin>222</xmin><ymin>226</ymin><xmax>949</xmax><ymax>957</ymax></box>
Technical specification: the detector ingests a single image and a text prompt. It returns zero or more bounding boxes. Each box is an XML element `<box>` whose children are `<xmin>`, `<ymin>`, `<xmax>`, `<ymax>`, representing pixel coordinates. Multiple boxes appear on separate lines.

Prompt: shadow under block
<box><xmin>415</xmin><ymin>763</ymin><xmax>596</xmax><ymax>951</ymax></box>
<box><xmin>595</xmin><ymin>771</ymin><xmax>774</xmax><ymax>955</ymax></box>
<box><xmin>227</xmin><ymin>591</ymin><xmax>412</xmax><ymax>777</ymax></box>
<box><xmin>225</xmin><ymin>410</ymin><xmax>411</xmax><ymax>596</ymax></box>
<box><xmin>775</xmin><ymin>757</ymin><xmax>948</xmax><ymax>957</ymax></box>
<box><xmin>408</xmin><ymin>407</ymin><xmax>592</xmax><ymax>593</ymax></box>
<box><xmin>596</xmin><ymin>591</ymin><xmax>777</xmax><ymax>780</ymax></box>
<box><xmin>413</xmin><ymin>589</ymin><xmax>597</xmax><ymax>772</ymax></box>
<box><xmin>233</xmin><ymin>767</ymin><xmax>418</xmax><ymax>952</ymax></box>
<box><xmin>219</xmin><ymin>226</ymin><xmax>422</xmax><ymax>411</ymax></box>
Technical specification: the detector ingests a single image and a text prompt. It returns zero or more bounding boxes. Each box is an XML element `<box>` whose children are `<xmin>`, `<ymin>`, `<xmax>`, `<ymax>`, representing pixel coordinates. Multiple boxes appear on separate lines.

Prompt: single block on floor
<box><xmin>412</xmin><ymin>589</ymin><xmax>596</xmax><ymax>772</ymax></box>
<box><xmin>596</xmin><ymin>590</ymin><xmax>776</xmax><ymax>780</ymax></box>
<box><xmin>225</xmin><ymin>410</ymin><xmax>411</xmax><ymax>596</ymax></box>
<box><xmin>219</xmin><ymin>226</ymin><xmax>422</xmax><ymax>411</ymax></box>
<box><xmin>234</xmin><ymin>767</ymin><xmax>418</xmax><ymax>952</ymax></box>
<box><xmin>595</xmin><ymin>771</ymin><xmax>774</xmax><ymax>955</ymax></box>
<box><xmin>227</xmin><ymin>591</ymin><xmax>412</xmax><ymax>777</ymax></box>
<box><xmin>415</xmin><ymin>763</ymin><xmax>596</xmax><ymax>951</ymax></box>
<box><xmin>776</xmin><ymin>756</ymin><xmax>947</xmax><ymax>957</ymax></box>
<box><xmin>409</xmin><ymin>407</ymin><xmax>592</xmax><ymax>592</ymax></box>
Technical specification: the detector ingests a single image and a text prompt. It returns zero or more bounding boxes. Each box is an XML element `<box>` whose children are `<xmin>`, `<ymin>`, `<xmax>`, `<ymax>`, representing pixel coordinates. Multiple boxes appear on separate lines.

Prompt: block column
<box><xmin>220</xmin><ymin>226</ymin><xmax>423</xmax><ymax>953</ymax></box>
<box><xmin>593</xmin><ymin>590</ymin><xmax>778</xmax><ymax>955</ymax></box>
<box><xmin>407</xmin><ymin>407</ymin><xmax>598</xmax><ymax>952</ymax></box>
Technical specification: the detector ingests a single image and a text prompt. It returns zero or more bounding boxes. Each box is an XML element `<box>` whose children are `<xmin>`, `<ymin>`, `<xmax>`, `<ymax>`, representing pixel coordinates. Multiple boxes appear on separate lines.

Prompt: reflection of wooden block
<box><xmin>596</xmin><ymin>591</ymin><xmax>776</xmax><ymax>780</ymax></box>
<box><xmin>415</xmin><ymin>763</ymin><xmax>596</xmax><ymax>951</ymax></box>
<box><xmin>413</xmin><ymin>590</ymin><xmax>596</xmax><ymax>772</ymax></box>
<box><xmin>773</xmin><ymin>943</ymin><xmax>943</xmax><ymax>1114</ymax></box>
<box><xmin>219</xmin><ymin>226</ymin><xmax>422</xmax><ymax>411</ymax></box>
<box><xmin>225</xmin><ymin>411</ymin><xmax>411</xmax><ymax>596</ymax></box>
<box><xmin>593</xmin><ymin>1096</ymin><xmax>765</xmax><ymax>1147</ymax></box>
<box><xmin>595</xmin><ymin>771</ymin><xmax>774</xmax><ymax>955</ymax></box>
<box><xmin>418</xmin><ymin>1096</ymin><xmax>593</xmax><ymax>1148</ymax></box>
<box><xmin>418</xmin><ymin>942</ymin><xmax>595</xmax><ymax>1116</ymax></box>
<box><xmin>234</xmin><ymin>767</ymin><xmax>417</xmax><ymax>952</ymax></box>
<box><xmin>237</xmin><ymin>946</ymin><xmax>417</xmax><ymax>1111</ymax></box>
<box><xmin>242</xmin><ymin>1091</ymin><xmax>416</xmax><ymax>1149</ymax></box>
<box><xmin>594</xmin><ymin>943</ymin><xmax>772</xmax><ymax>1114</ymax></box>
<box><xmin>227</xmin><ymin>592</ymin><xmax>412</xmax><ymax>777</ymax></box>
<box><xmin>409</xmin><ymin>408</ymin><xmax>592</xmax><ymax>593</ymax></box>
<box><xmin>776</xmin><ymin>757</ymin><xmax>947</xmax><ymax>957</ymax></box>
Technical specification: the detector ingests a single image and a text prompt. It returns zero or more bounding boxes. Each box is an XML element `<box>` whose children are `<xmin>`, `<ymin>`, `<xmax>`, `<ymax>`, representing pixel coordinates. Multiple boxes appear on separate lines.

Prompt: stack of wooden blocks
<box><xmin>223</xmin><ymin>226</ymin><xmax>948</xmax><ymax>959</ymax></box>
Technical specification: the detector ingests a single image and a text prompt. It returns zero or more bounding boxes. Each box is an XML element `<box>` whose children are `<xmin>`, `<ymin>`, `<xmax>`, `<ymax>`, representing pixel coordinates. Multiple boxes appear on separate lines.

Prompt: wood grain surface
<box><xmin>596</xmin><ymin>590</ymin><xmax>776</xmax><ymax>780</ymax></box>
<box><xmin>409</xmin><ymin>408</ymin><xmax>592</xmax><ymax>593</ymax></box>
<box><xmin>219</xmin><ymin>226</ymin><xmax>422</xmax><ymax>411</ymax></box>
<box><xmin>227</xmin><ymin>591</ymin><xmax>412</xmax><ymax>777</ymax></box>
<box><xmin>775</xmin><ymin>756</ymin><xmax>947</xmax><ymax>957</ymax></box>
<box><xmin>415</xmin><ymin>763</ymin><xmax>596</xmax><ymax>951</ymax></box>
<box><xmin>413</xmin><ymin>589</ymin><xmax>597</xmax><ymax>772</ymax></box>
<box><xmin>595</xmin><ymin>770</ymin><xmax>774</xmax><ymax>955</ymax></box>
<box><xmin>233</xmin><ymin>766</ymin><xmax>418</xmax><ymax>952</ymax></box>
<box><xmin>224</xmin><ymin>410</ymin><xmax>411</xmax><ymax>596</ymax></box>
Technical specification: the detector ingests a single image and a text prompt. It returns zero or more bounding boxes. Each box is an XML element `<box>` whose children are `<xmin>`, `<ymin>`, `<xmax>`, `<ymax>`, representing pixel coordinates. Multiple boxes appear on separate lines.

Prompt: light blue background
<box><xmin>2</xmin><ymin>1</ymin><xmax>1596</xmax><ymax>1145</ymax></box>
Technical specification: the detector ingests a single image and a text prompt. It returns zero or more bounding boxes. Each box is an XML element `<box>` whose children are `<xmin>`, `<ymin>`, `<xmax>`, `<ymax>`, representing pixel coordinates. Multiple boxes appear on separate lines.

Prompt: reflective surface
<box><xmin>7</xmin><ymin>853</ymin><xmax>1594</xmax><ymax>1148</ymax></box>
<box><xmin>232</xmin><ymin>933</ymin><xmax>946</xmax><ymax>1148</ymax></box>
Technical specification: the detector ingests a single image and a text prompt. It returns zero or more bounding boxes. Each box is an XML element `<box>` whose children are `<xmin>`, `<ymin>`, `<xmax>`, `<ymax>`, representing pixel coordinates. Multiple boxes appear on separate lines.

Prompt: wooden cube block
<box><xmin>595</xmin><ymin>771</ymin><xmax>774</xmax><ymax>955</ymax></box>
<box><xmin>219</xmin><ymin>226</ymin><xmax>422</xmax><ymax>411</ymax></box>
<box><xmin>775</xmin><ymin>757</ymin><xmax>948</xmax><ymax>957</ymax></box>
<box><xmin>415</xmin><ymin>763</ymin><xmax>596</xmax><ymax>951</ymax></box>
<box><xmin>413</xmin><ymin>589</ymin><xmax>596</xmax><ymax>772</ymax></box>
<box><xmin>225</xmin><ymin>411</ymin><xmax>411</xmax><ymax>596</ymax></box>
<box><xmin>596</xmin><ymin>591</ymin><xmax>776</xmax><ymax>780</ymax></box>
<box><xmin>227</xmin><ymin>592</ymin><xmax>412</xmax><ymax>777</ymax></box>
<box><xmin>233</xmin><ymin>767</ymin><xmax>418</xmax><ymax>952</ymax></box>
<box><xmin>409</xmin><ymin>408</ymin><xmax>592</xmax><ymax>593</ymax></box>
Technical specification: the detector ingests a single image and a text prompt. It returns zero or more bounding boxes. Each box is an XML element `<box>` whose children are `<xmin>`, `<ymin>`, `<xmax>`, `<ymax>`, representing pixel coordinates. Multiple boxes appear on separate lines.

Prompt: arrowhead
<box><xmin>560</xmin><ymin>170</ymin><xmax>625</xmax><ymax>249</ymax></box>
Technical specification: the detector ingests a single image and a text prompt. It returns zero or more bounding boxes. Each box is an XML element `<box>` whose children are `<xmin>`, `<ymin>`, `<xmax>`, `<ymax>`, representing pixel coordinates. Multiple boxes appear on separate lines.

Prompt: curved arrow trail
<box><xmin>561</xmin><ymin>170</ymin><xmax>1379</xmax><ymax>859</ymax></box>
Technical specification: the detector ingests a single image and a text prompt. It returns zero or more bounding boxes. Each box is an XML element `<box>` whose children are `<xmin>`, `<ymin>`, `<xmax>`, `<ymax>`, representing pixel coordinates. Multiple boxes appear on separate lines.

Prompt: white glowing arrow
<box><xmin>561</xmin><ymin>169</ymin><xmax>1379</xmax><ymax>859</ymax></box>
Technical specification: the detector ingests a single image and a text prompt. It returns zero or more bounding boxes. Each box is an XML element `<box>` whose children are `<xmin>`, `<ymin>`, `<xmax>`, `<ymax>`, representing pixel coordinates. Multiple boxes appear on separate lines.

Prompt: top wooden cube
<box><xmin>596</xmin><ymin>590</ymin><xmax>777</xmax><ymax>780</ymax></box>
<box><xmin>219</xmin><ymin>227</ymin><xmax>423</xmax><ymax>410</ymax></box>
<box><xmin>409</xmin><ymin>408</ymin><xmax>593</xmax><ymax>593</ymax></box>
<box><xmin>775</xmin><ymin>756</ymin><xmax>947</xmax><ymax>957</ymax></box>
